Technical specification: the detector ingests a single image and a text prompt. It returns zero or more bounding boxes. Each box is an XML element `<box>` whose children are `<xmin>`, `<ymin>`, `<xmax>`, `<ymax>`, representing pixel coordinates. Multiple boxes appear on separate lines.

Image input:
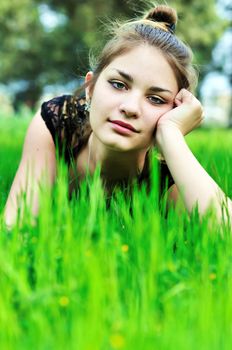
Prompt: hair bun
<box><xmin>144</xmin><ymin>5</ymin><xmax>177</xmax><ymax>33</ymax></box>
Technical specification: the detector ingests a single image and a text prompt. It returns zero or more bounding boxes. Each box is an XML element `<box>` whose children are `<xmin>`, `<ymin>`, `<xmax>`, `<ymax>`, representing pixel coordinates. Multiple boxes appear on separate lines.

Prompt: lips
<box><xmin>109</xmin><ymin>120</ymin><xmax>137</xmax><ymax>132</ymax></box>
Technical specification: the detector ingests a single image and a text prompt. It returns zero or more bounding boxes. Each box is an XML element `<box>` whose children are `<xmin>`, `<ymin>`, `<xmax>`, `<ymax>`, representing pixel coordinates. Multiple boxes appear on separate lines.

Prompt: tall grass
<box><xmin>0</xmin><ymin>116</ymin><xmax>232</xmax><ymax>349</ymax></box>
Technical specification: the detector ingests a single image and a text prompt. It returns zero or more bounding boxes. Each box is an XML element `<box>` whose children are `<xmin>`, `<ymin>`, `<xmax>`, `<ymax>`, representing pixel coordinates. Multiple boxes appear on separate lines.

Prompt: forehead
<box><xmin>104</xmin><ymin>44</ymin><xmax>178</xmax><ymax>92</ymax></box>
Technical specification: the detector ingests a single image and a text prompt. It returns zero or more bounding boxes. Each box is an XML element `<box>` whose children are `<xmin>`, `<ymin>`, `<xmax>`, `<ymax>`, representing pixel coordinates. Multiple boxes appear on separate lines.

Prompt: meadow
<box><xmin>0</xmin><ymin>114</ymin><xmax>232</xmax><ymax>350</ymax></box>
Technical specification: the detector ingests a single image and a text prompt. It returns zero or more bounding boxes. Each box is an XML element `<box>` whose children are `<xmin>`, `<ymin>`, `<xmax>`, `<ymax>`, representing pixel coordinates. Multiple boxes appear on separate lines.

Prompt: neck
<box><xmin>88</xmin><ymin>133</ymin><xmax>148</xmax><ymax>183</ymax></box>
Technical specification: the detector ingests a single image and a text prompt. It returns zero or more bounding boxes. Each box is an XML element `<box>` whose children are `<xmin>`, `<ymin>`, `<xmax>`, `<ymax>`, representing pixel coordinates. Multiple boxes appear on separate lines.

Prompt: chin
<box><xmin>95</xmin><ymin>129</ymin><xmax>149</xmax><ymax>153</ymax></box>
<box><xmin>106</xmin><ymin>139</ymin><xmax>147</xmax><ymax>153</ymax></box>
<box><xmin>105</xmin><ymin>141</ymin><xmax>133</xmax><ymax>152</ymax></box>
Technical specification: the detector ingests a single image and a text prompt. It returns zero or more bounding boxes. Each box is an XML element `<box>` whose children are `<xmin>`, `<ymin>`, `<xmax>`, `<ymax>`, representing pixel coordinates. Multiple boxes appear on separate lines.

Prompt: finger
<box><xmin>176</xmin><ymin>89</ymin><xmax>195</xmax><ymax>104</ymax></box>
<box><xmin>174</xmin><ymin>98</ymin><xmax>182</xmax><ymax>107</ymax></box>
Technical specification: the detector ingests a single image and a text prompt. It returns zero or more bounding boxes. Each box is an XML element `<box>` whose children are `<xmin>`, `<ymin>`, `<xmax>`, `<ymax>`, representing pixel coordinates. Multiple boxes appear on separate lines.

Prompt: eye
<box><xmin>148</xmin><ymin>96</ymin><xmax>166</xmax><ymax>105</ymax></box>
<box><xmin>108</xmin><ymin>80</ymin><xmax>127</xmax><ymax>90</ymax></box>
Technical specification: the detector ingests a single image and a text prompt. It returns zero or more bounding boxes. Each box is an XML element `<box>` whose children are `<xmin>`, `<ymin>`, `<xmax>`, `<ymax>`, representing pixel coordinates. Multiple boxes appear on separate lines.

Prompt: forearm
<box><xmin>4</xmin><ymin>171</ymin><xmax>40</xmax><ymax>228</ymax></box>
<box><xmin>4</xmin><ymin>158</ymin><xmax>56</xmax><ymax>228</ymax></box>
<box><xmin>156</xmin><ymin>127</ymin><xmax>231</xmax><ymax>217</ymax></box>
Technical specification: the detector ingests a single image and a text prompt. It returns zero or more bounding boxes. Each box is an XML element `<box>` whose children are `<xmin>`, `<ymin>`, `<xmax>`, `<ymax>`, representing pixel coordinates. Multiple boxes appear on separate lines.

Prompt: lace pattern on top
<box><xmin>41</xmin><ymin>95</ymin><xmax>91</xmax><ymax>163</ymax></box>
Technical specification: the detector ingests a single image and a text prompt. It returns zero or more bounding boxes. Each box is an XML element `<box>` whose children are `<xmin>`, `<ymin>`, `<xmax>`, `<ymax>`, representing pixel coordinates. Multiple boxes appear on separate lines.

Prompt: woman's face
<box><xmin>86</xmin><ymin>44</ymin><xmax>179</xmax><ymax>153</ymax></box>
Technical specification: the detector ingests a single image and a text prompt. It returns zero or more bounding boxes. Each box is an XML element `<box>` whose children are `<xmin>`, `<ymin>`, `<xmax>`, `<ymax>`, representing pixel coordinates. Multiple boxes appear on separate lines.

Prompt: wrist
<box><xmin>155</xmin><ymin>125</ymin><xmax>183</xmax><ymax>150</ymax></box>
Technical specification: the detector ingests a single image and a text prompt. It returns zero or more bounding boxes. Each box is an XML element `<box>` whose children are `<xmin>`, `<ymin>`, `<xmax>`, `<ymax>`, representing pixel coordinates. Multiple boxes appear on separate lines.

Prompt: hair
<box><xmin>83</xmin><ymin>4</ymin><xmax>198</xmax><ymax>95</ymax></box>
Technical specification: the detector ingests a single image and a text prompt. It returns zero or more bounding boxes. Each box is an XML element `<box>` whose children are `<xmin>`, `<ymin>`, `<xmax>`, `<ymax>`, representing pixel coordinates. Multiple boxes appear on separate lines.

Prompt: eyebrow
<box><xmin>112</xmin><ymin>68</ymin><xmax>173</xmax><ymax>95</ymax></box>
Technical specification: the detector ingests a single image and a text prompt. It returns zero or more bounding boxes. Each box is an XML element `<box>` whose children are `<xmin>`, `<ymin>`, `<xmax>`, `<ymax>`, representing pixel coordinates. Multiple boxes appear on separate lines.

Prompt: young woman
<box><xmin>4</xmin><ymin>5</ymin><xmax>232</xmax><ymax>227</ymax></box>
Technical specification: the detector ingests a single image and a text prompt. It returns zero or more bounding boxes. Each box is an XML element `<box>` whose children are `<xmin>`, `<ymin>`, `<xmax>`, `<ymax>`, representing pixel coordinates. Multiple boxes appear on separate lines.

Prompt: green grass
<box><xmin>0</xmin><ymin>116</ymin><xmax>232</xmax><ymax>350</ymax></box>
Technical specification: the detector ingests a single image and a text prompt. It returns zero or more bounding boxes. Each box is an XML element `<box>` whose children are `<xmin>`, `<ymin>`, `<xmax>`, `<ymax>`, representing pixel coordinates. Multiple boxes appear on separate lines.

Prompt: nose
<box><xmin>119</xmin><ymin>92</ymin><xmax>142</xmax><ymax>119</ymax></box>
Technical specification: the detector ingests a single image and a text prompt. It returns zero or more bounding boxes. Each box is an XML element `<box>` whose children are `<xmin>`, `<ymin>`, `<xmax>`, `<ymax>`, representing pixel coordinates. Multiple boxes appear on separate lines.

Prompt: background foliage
<box><xmin>0</xmin><ymin>0</ymin><xmax>227</xmax><ymax>109</ymax></box>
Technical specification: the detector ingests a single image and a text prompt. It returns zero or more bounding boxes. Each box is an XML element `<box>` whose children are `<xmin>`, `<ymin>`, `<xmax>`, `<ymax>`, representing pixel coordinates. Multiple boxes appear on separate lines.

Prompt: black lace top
<box><xmin>41</xmin><ymin>95</ymin><xmax>174</xmax><ymax>196</ymax></box>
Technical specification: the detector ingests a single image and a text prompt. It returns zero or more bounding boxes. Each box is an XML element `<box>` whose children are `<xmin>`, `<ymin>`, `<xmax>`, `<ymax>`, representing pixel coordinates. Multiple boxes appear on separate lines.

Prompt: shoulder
<box><xmin>40</xmin><ymin>94</ymin><xmax>91</xmax><ymax>161</ymax></box>
<box><xmin>40</xmin><ymin>93</ymin><xmax>90</xmax><ymax>137</ymax></box>
<box><xmin>41</xmin><ymin>94</ymin><xmax>87</xmax><ymax>127</ymax></box>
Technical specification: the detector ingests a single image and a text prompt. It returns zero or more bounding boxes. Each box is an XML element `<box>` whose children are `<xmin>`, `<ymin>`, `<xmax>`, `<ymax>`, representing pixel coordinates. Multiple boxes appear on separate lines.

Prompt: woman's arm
<box><xmin>4</xmin><ymin>111</ymin><xmax>57</xmax><ymax>228</ymax></box>
<box><xmin>156</xmin><ymin>89</ymin><xmax>232</xmax><ymax>221</ymax></box>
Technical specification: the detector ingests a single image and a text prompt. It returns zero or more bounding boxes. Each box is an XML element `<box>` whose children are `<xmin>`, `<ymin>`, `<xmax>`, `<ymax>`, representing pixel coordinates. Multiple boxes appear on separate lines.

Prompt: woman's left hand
<box><xmin>156</xmin><ymin>88</ymin><xmax>204</xmax><ymax>137</ymax></box>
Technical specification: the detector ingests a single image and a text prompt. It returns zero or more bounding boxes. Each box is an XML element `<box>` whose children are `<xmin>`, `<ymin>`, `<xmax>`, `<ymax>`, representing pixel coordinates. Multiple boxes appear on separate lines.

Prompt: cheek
<box><xmin>89</xmin><ymin>100</ymin><xmax>110</xmax><ymax>132</ymax></box>
<box><xmin>145</xmin><ymin>111</ymin><xmax>162</xmax><ymax>129</ymax></box>
<box><xmin>151</xmin><ymin>104</ymin><xmax>174</xmax><ymax>121</ymax></box>
<box><xmin>146</xmin><ymin>105</ymin><xmax>173</xmax><ymax>134</ymax></box>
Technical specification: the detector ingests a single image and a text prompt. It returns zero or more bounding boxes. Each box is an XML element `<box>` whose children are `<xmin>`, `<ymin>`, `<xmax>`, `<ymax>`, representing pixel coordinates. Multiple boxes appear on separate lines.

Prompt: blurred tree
<box><xmin>0</xmin><ymin>0</ymin><xmax>45</xmax><ymax>108</ymax></box>
<box><xmin>167</xmin><ymin>0</ymin><xmax>228</xmax><ymax>64</ymax></box>
<box><xmin>0</xmin><ymin>0</ymin><xmax>227</xmax><ymax>109</ymax></box>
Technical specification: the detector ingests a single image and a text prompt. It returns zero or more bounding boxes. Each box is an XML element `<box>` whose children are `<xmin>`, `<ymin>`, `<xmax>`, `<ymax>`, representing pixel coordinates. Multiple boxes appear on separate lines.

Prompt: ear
<box><xmin>85</xmin><ymin>71</ymin><xmax>94</xmax><ymax>100</ymax></box>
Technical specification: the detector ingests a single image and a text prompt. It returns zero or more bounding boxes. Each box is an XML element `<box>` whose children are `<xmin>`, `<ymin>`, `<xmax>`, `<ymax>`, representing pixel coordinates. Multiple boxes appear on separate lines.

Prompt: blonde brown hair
<box><xmin>85</xmin><ymin>5</ymin><xmax>197</xmax><ymax>94</ymax></box>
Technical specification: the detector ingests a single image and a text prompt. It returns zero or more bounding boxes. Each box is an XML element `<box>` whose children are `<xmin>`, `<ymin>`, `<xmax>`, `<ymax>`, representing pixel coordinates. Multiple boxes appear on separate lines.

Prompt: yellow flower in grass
<box><xmin>110</xmin><ymin>333</ymin><xmax>125</xmax><ymax>349</ymax></box>
<box><xmin>209</xmin><ymin>273</ymin><xmax>217</xmax><ymax>280</ymax></box>
<box><xmin>59</xmin><ymin>296</ymin><xmax>70</xmax><ymax>307</ymax></box>
<box><xmin>121</xmin><ymin>244</ymin><xmax>129</xmax><ymax>253</ymax></box>
<box><xmin>85</xmin><ymin>249</ymin><xmax>92</xmax><ymax>257</ymax></box>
